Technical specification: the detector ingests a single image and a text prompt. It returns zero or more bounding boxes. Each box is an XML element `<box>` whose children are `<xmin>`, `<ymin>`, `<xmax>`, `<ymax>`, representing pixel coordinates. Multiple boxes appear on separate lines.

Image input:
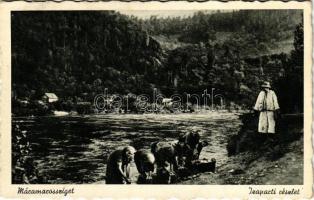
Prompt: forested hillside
<box><xmin>134</xmin><ymin>10</ymin><xmax>303</xmax><ymax>112</ymax></box>
<box><xmin>12</xmin><ymin>10</ymin><xmax>303</xmax><ymax>115</ymax></box>
<box><xmin>12</xmin><ymin>11</ymin><xmax>163</xmax><ymax>102</ymax></box>
<box><xmin>136</xmin><ymin>10</ymin><xmax>301</xmax><ymax>55</ymax></box>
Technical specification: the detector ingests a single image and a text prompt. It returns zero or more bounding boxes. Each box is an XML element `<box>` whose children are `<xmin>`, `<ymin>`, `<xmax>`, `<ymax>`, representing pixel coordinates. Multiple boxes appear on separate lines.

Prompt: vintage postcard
<box><xmin>0</xmin><ymin>1</ymin><xmax>312</xmax><ymax>199</ymax></box>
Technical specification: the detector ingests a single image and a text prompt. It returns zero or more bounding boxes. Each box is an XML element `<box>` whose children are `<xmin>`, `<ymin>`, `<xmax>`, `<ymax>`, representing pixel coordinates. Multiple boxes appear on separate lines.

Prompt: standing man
<box><xmin>106</xmin><ymin>146</ymin><xmax>136</xmax><ymax>184</ymax></box>
<box><xmin>254</xmin><ymin>81</ymin><xmax>280</xmax><ymax>134</ymax></box>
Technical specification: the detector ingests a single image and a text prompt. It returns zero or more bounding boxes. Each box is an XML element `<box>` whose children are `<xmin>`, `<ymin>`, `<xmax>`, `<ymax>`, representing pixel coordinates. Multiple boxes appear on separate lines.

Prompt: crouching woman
<box><xmin>106</xmin><ymin>146</ymin><xmax>136</xmax><ymax>184</ymax></box>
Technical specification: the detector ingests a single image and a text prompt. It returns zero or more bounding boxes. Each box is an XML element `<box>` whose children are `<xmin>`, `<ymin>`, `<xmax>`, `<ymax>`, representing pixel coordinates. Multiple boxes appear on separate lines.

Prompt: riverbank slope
<box><xmin>181</xmin><ymin>113</ymin><xmax>303</xmax><ymax>184</ymax></box>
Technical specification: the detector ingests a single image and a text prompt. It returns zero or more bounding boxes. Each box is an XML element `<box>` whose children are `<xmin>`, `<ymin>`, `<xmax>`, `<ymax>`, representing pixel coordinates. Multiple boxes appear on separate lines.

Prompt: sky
<box><xmin>118</xmin><ymin>10</ymin><xmax>219</xmax><ymax>19</ymax></box>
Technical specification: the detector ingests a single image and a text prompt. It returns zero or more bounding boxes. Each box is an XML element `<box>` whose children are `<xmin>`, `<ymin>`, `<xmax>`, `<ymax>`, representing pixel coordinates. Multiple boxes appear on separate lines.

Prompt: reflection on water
<box><xmin>12</xmin><ymin>113</ymin><xmax>242</xmax><ymax>184</ymax></box>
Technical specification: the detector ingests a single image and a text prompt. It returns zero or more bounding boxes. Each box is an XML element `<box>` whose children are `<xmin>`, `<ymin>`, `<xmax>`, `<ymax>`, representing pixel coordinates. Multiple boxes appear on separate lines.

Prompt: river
<box><xmin>12</xmin><ymin>113</ymin><xmax>243</xmax><ymax>184</ymax></box>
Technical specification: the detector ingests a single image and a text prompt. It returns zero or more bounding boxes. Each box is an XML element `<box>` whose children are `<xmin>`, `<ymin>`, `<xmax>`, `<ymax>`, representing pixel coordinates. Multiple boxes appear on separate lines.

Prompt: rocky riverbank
<box><xmin>181</xmin><ymin>113</ymin><xmax>303</xmax><ymax>185</ymax></box>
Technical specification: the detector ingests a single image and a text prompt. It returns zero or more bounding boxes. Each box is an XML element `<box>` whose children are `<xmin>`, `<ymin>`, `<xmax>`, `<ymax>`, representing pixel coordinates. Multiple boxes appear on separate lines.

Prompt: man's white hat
<box><xmin>261</xmin><ymin>81</ymin><xmax>271</xmax><ymax>88</ymax></box>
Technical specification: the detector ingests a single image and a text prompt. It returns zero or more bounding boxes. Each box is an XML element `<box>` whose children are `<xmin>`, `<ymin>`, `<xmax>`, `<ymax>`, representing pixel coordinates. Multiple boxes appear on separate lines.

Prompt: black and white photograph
<box><xmin>11</xmin><ymin>9</ymin><xmax>305</xmax><ymax>186</ymax></box>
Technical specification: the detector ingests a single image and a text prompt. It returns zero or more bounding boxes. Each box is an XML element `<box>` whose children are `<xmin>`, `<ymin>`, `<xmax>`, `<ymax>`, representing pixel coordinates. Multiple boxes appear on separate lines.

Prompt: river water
<box><xmin>12</xmin><ymin>113</ymin><xmax>242</xmax><ymax>184</ymax></box>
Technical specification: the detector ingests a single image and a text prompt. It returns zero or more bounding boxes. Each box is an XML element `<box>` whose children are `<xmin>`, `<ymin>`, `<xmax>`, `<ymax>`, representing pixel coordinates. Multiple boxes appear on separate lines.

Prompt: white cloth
<box><xmin>258</xmin><ymin>111</ymin><xmax>276</xmax><ymax>133</ymax></box>
<box><xmin>254</xmin><ymin>90</ymin><xmax>280</xmax><ymax>133</ymax></box>
<box><xmin>254</xmin><ymin>90</ymin><xmax>280</xmax><ymax>111</ymax></box>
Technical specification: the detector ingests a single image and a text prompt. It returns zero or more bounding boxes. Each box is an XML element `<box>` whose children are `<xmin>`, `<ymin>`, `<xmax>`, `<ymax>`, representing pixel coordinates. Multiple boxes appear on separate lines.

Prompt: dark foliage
<box><xmin>12</xmin><ymin>10</ymin><xmax>303</xmax><ymax>115</ymax></box>
<box><xmin>12</xmin><ymin>11</ymin><xmax>163</xmax><ymax>103</ymax></box>
<box><xmin>12</xmin><ymin>125</ymin><xmax>46</xmax><ymax>183</ymax></box>
<box><xmin>273</xmin><ymin>22</ymin><xmax>304</xmax><ymax>113</ymax></box>
<box><xmin>137</xmin><ymin>10</ymin><xmax>301</xmax><ymax>45</ymax></box>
